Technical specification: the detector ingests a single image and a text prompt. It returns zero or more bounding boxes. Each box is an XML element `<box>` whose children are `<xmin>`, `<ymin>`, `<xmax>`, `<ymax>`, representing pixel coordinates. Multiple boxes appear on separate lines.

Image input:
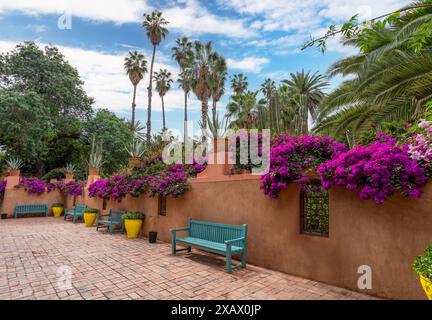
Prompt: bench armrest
<box><xmin>171</xmin><ymin>227</ymin><xmax>190</xmax><ymax>234</ymax></box>
<box><xmin>225</xmin><ymin>237</ymin><xmax>246</xmax><ymax>245</ymax></box>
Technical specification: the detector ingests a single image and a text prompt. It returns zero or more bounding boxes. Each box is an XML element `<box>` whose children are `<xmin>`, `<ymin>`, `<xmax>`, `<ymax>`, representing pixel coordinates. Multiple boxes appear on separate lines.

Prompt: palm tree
<box><xmin>172</xmin><ymin>37</ymin><xmax>194</xmax><ymax>139</ymax></box>
<box><xmin>282</xmin><ymin>70</ymin><xmax>328</xmax><ymax>134</ymax></box>
<box><xmin>226</xmin><ymin>90</ymin><xmax>266</xmax><ymax>129</ymax></box>
<box><xmin>261</xmin><ymin>78</ymin><xmax>276</xmax><ymax>100</ymax></box>
<box><xmin>314</xmin><ymin>1</ymin><xmax>432</xmax><ymax>142</ymax></box>
<box><xmin>210</xmin><ymin>54</ymin><xmax>227</xmax><ymax>119</ymax></box>
<box><xmin>191</xmin><ymin>41</ymin><xmax>217</xmax><ymax>130</ymax></box>
<box><xmin>154</xmin><ymin>69</ymin><xmax>173</xmax><ymax>132</ymax></box>
<box><xmin>231</xmin><ymin>73</ymin><xmax>248</xmax><ymax>96</ymax></box>
<box><xmin>124</xmin><ymin>51</ymin><xmax>147</xmax><ymax>129</ymax></box>
<box><xmin>142</xmin><ymin>11</ymin><xmax>169</xmax><ymax>144</ymax></box>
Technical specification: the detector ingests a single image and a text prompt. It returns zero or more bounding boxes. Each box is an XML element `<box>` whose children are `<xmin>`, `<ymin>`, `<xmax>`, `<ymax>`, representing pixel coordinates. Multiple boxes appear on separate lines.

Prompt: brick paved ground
<box><xmin>0</xmin><ymin>217</ymin><xmax>377</xmax><ymax>300</ymax></box>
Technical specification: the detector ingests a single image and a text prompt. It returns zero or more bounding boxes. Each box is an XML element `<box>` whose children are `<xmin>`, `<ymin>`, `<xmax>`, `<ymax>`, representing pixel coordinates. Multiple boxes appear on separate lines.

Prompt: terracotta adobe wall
<box><xmin>2</xmin><ymin>172</ymin><xmax>431</xmax><ymax>299</ymax></box>
<box><xmin>83</xmin><ymin>176</ymin><xmax>432</xmax><ymax>299</ymax></box>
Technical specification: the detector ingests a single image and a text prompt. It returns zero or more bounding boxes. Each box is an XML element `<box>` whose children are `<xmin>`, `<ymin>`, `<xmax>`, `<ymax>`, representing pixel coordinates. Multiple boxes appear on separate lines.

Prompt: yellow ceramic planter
<box><xmin>420</xmin><ymin>275</ymin><xmax>432</xmax><ymax>300</ymax></box>
<box><xmin>84</xmin><ymin>213</ymin><xmax>97</xmax><ymax>227</ymax></box>
<box><xmin>124</xmin><ymin>219</ymin><xmax>143</xmax><ymax>239</ymax></box>
<box><xmin>52</xmin><ymin>207</ymin><xmax>63</xmax><ymax>217</ymax></box>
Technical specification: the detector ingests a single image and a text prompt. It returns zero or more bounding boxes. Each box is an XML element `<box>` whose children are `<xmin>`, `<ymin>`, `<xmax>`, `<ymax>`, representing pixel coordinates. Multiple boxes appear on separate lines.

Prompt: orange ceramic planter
<box><xmin>124</xmin><ymin>219</ymin><xmax>143</xmax><ymax>238</ymax></box>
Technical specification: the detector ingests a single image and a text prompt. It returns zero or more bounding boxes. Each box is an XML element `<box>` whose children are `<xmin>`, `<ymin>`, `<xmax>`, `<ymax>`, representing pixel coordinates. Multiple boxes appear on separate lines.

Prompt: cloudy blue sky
<box><xmin>0</xmin><ymin>0</ymin><xmax>409</xmax><ymax>134</ymax></box>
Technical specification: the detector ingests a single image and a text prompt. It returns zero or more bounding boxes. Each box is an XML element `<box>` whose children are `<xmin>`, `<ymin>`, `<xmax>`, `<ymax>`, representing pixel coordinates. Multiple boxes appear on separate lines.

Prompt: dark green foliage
<box><xmin>413</xmin><ymin>244</ymin><xmax>432</xmax><ymax>280</ymax></box>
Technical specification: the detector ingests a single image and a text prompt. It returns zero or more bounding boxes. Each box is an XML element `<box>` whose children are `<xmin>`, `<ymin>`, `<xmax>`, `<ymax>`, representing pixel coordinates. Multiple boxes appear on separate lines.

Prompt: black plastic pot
<box><xmin>1</xmin><ymin>213</ymin><xmax>8</xmax><ymax>220</ymax></box>
<box><xmin>149</xmin><ymin>231</ymin><xmax>158</xmax><ymax>243</ymax></box>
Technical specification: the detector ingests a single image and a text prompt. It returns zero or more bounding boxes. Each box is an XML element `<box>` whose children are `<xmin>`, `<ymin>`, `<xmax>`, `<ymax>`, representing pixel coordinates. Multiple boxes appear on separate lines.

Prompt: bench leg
<box><xmin>226</xmin><ymin>245</ymin><xmax>232</xmax><ymax>274</ymax></box>
<box><xmin>172</xmin><ymin>240</ymin><xmax>176</xmax><ymax>255</ymax></box>
<box><xmin>188</xmin><ymin>246</ymin><xmax>191</xmax><ymax>253</ymax></box>
<box><xmin>241</xmin><ymin>249</ymin><xmax>247</xmax><ymax>268</ymax></box>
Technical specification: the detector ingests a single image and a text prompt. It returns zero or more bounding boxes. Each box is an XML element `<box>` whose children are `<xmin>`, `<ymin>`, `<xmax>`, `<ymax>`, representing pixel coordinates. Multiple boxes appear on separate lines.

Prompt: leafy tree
<box><xmin>0</xmin><ymin>90</ymin><xmax>52</xmax><ymax>173</ymax></box>
<box><xmin>84</xmin><ymin>109</ymin><xmax>134</xmax><ymax>175</ymax></box>
<box><xmin>142</xmin><ymin>11</ymin><xmax>169</xmax><ymax>144</ymax></box>
<box><xmin>0</xmin><ymin>42</ymin><xmax>94</xmax><ymax>175</ymax></box>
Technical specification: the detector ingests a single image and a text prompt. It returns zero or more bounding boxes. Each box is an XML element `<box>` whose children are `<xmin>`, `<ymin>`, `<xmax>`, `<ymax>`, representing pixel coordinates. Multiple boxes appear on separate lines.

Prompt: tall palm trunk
<box><xmin>131</xmin><ymin>84</ymin><xmax>137</xmax><ymax>129</ymax></box>
<box><xmin>184</xmin><ymin>90</ymin><xmax>188</xmax><ymax>142</ymax></box>
<box><xmin>161</xmin><ymin>95</ymin><xmax>166</xmax><ymax>131</ymax></box>
<box><xmin>212</xmin><ymin>98</ymin><xmax>217</xmax><ymax>120</ymax></box>
<box><xmin>201</xmin><ymin>95</ymin><xmax>209</xmax><ymax>130</ymax></box>
<box><xmin>146</xmin><ymin>45</ymin><xmax>157</xmax><ymax>144</ymax></box>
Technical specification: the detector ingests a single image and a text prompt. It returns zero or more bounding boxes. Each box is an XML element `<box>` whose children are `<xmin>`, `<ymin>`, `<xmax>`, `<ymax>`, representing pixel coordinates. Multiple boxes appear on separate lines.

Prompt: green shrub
<box><xmin>122</xmin><ymin>211</ymin><xmax>145</xmax><ymax>220</ymax></box>
<box><xmin>84</xmin><ymin>208</ymin><xmax>99</xmax><ymax>214</ymax></box>
<box><xmin>52</xmin><ymin>203</ymin><xmax>64</xmax><ymax>208</ymax></box>
<box><xmin>413</xmin><ymin>245</ymin><xmax>432</xmax><ymax>280</ymax></box>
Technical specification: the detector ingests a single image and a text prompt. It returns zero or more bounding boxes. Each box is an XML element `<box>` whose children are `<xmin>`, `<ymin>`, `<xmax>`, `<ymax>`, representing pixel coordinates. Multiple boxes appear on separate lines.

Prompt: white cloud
<box><xmin>0</xmin><ymin>0</ymin><xmax>253</xmax><ymax>38</ymax></box>
<box><xmin>0</xmin><ymin>40</ymin><xmax>201</xmax><ymax>114</ymax></box>
<box><xmin>164</xmin><ymin>0</ymin><xmax>254</xmax><ymax>38</ymax></box>
<box><xmin>227</xmin><ymin>56</ymin><xmax>269</xmax><ymax>73</ymax></box>
<box><xmin>0</xmin><ymin>0</ymin><xmax>150</xmax><ymax>24</ymax></box>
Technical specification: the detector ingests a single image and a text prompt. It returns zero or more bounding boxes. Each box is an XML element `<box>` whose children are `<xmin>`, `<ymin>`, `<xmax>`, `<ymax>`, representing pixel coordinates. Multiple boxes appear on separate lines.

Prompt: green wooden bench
<box><xmin>14</xmin><ymin>204</ymin><xmax>48</xmax><ymax>219</ymax></box>
<box><xmin>64</xmin><ymin>204</ymin><xmax>86</xmax><ymax>223</ymax></box>
<box><xmin>96</xmin><ymin>209</ymin><xmax>125</xmax><ymax>234</ymax></box>
<box><xmin>171</xmin><ymin>218</ymin><xmax>248</xmax><ymax>273</ymax></box>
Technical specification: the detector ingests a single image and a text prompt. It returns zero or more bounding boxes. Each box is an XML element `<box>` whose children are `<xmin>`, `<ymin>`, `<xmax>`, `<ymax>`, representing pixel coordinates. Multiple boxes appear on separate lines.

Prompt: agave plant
<box><xmin>126</xmin><ymin>138</ymin><xmax>146</xmax><ymax>158</ymax></box>
<box><xmin>89</xmin><ymin>136</ymin><xmax>103</xmax><ymax>169</ymax></box>
<box><xmin>5</xmin><ymin>156</ymin><xmax>23</xmax><ymax>170</ymax></box>
<box><xmin>64</xmin><ymin>163</ymin><xmax>77</xmax><ymax>174</ymax></box>
<box><xmin>203</xmin><ymin>112</ymin><xmax>229</xmax><ymax>139</ymax></box>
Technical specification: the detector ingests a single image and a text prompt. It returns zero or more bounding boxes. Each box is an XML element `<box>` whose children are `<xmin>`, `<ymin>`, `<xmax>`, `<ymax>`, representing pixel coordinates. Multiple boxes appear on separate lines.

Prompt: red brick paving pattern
<box><xmin>0</xmin><ymin>217</ymin><xmax>377</xmax><ymax>300</ymax></box>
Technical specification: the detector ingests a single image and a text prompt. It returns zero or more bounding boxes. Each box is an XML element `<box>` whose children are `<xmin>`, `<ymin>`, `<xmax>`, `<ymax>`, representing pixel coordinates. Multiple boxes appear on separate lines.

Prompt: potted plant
<box><xmin>64</xmin><ymin>163</ymin><xmax>76</xmax><ymax>180</ymax></box>
<box><xmin>5</xmin><ymin>156</ymin><xmax>23</xmax><ymax>176</ymax></box>
<box><xmin>89</xmin><ymin>136</ymin><xmax>103</xmax><ymax>176</ymax></box>
<box><xmin>52</xmin><ymin>203</ymin><xmax>64</xmax><ymax>217</ymax></box>
<box><xmin>122</xmin><ymin>211</ymin><xmax>145</xmax><ymax>239</ymax></box>
<box><xmin>126</xmin><ymin>138</ymin><xmax>145</xmax><ymax>167</ymax></box>
<box><xmin>413</xmin><ymin>244</ymin><xmax>432</xmax><ymax>300</ymax></box>
<box><xmin>84</xmin><ymin>208</ymin><xmax>99</xmax><ymax>227</ymax></box>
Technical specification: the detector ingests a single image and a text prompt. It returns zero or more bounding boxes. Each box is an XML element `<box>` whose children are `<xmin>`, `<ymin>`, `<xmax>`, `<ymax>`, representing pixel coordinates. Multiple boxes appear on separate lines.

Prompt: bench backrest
<box><xmin>74</xmin><ymin>204</ymin><xmax>86</xmax><ymax>213</ymax></box>
<box><xmin>15</xmin><ymin>204</ymin><xmax>48</xmax><ymax>213</ymax></box>
<box><xmin>109</xmin><ymin>210</ymin><xmax>125</xmax><ymax>223</ymax></box>
<box><xmin>189</xmin><ymin>218</ymin><xmax>247</xmax><ymax>248</ymax></box>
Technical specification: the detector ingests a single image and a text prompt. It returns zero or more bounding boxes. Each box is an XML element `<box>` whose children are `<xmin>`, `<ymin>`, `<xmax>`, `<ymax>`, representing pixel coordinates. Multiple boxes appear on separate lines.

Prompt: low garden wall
<box><xmin>79</xmin><ymin>177</ymin><xmax>431</xmax><ymax>300</ymax></box>
<box><xmin>2</xmin><ymin>173</ymin><xmax>431</xmax><ymax>300</ymax></box>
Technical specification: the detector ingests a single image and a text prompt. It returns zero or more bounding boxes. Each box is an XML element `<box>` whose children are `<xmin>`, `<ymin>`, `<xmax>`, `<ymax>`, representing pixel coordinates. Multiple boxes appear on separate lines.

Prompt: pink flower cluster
<box><xmin>408</xmin><ymin>119</ymin><xmax>432</xmax><ymax>165</ymax></box>
<box><xmin>318</xmin><ymin>139</ymin><xmax>428</xmax><ymax>204</ymax></box>
<box><xmin>0</xmin><ymin>180</ymin><xmax>6</xmax><ymax>198</ymax></box>
<box><xmin>56</xmin><ymin>180</ymin><xmax>85</xmax><ymax>197</ymax></box>
<box><xmin>15</xmin><ymin>177</ymin><xmax>50</xmax><ymax>195</ymax></box>
<box><xmin>260</xmin><ymin>135</ymin><xmax>347</xmax><ymax>198</ymax></box>
<box><xmin>88</xmin><ymin>162</ymin><xmax>206</xmax><ymax>202</ymax></box>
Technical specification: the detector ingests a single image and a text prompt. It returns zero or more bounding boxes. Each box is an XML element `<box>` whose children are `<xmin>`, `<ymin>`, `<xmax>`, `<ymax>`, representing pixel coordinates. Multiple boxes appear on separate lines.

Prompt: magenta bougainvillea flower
<box><xmin>56</xmin><ymin>180</ymin><xmax>85</xmax><ymax>197</ymax></box>
<box><xmin>0</xmin><ymin>180</ymin><xmax>6</xmax><ymax>198</ymax></box>
<box><xmin>15</xmin><ymin>177</ymin><xmax>49</xmax><ymax>195</ymax></box>
<box><xmin>260</xmin><ymin>135</ymin><xmax>347</xmax><ymax>198</ymax></box>
<box><xmin>318</xmin><ymin>139</ymin><xmax>428</xmax><ymax>204</ymax></box>
<box><xmin>88</xmin><ymin>161</ymin><xmax>207</xmax><ymax>202</ymax></box>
